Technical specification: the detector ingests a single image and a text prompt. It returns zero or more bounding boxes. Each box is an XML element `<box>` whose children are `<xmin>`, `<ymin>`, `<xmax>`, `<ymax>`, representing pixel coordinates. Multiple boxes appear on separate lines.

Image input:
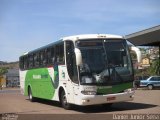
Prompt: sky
<box><xmin>0</xmin><ymin>0</ymin><xmax>160</xmax><ymax>62</ymax></box>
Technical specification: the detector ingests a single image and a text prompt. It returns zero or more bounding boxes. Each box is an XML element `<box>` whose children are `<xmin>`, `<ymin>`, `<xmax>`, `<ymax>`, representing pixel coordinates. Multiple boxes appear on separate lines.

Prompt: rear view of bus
<box><xmin>19</xmin><ymin>34</ymin><xmax>134</xmax><ymax>110</ymax></box>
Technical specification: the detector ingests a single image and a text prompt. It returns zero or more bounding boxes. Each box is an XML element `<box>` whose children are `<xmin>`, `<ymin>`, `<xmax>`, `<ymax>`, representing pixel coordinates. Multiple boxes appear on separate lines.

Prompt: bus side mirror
<box><xmin>131</xmin><ymin>46</ymin><xmax>141</xmax><ymax>63</ymax></box>
<box><xmin>74</xmin><ymin>48</ymin><xmax>82</xmax><ymax>65</ymax></box>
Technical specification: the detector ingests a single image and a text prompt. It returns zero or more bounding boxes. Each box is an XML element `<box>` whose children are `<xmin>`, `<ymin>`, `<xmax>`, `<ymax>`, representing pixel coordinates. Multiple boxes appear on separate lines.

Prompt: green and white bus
<box><xmin>19</xmin><ymin>34</ymin><xmax>135</xmax><ymax>109</ymax></box>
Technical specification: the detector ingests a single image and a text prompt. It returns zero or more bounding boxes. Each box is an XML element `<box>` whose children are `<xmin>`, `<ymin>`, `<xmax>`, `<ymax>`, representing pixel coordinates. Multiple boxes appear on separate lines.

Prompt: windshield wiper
<box><xmin>98</xmin><ymin>66</ymin><xmax>124</xmax><ymax>84</ymax></box>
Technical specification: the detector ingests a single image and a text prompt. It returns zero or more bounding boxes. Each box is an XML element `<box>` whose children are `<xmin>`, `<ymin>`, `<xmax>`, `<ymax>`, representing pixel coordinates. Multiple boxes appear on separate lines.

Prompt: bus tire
<box><xmin>28</xmin><ymin>87</ymin><xmax>36</xmax><ymax>102</ymax></box>
<box><xmin>60</xmin><ymin>90</ymin><xmax>71</xmax><ymax>110</ymax></box>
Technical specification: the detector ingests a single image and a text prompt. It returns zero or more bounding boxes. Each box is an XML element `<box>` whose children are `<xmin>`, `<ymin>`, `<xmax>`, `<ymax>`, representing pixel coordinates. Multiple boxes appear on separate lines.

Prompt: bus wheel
<box><xmin>28</xmin><ymin>87</ymin><xmax>35</xmax><ymax>102</ymax></box>
<box><xmin>60</xmin><ymin>90</ymin><xmax>71</xmax><ymax>110</ymax></box>
<box><xmin>147</xmin><ymin>85</ymin><xmax>153</xmax><ymax>90</ymax></box>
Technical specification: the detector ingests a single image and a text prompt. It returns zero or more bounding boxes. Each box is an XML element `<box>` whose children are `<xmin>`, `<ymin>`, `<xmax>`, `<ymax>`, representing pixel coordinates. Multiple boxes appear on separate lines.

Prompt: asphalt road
<box><xmin>0</xmin><ymin>88</ymin><xmax>160</xmax><ymax>115</ymax></box>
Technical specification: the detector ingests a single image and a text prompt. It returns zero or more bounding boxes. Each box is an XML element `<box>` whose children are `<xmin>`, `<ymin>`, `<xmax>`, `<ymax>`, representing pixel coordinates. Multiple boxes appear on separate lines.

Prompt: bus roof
<box><xmin>20</xmin><ymin>34</ymin><xmax>124</xmax><ymax>56</ymax></box>
<box><xmin>21</xmin><ymin>40</ymin><xmax>63</xmax><ymax>56</ymax></box>
<box><xmin>62</xmin><ymin>34</ymin><xmax>123</xmax><ymax>41</ymax></box>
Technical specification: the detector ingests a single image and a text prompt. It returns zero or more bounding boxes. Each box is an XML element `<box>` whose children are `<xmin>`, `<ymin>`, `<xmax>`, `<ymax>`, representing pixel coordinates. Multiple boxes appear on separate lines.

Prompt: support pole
<box><xmin>159</xmin><ymin>45</ymin><xmax>160</xmax><ymax>75</ymax></box>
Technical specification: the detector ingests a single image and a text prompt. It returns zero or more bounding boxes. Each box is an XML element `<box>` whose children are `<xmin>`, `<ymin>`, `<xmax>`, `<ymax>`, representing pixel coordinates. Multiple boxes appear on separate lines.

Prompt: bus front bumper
<box><xmin>77</xmin><ymin>91</ymin><xmax>134</xmax><ymax>106</ymax></box>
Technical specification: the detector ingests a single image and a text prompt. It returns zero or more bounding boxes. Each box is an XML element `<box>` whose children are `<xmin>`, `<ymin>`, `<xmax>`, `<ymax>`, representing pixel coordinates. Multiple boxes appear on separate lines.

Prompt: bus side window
<box><xmin>39</xmin><ymin>51</ymin><xmax>44</xmax><ymax>67</ymax></box>
<box><xmin>34</xmin><ymin>52</ymin><xmax>40</xmax><ymax>68</ymax></box>
<box><xmin>43</xmin><ymin>49</ymin><xmax>47</xmax><ymax>66</ymax></box>
<box><xmin>50</xmin><ymin>46</ymin><xmax>55</xmax><ymax>64</ymax></box>
<box><xmin>24</xmin><ymin>56</ymin><xmax>28</xmax><ymax>69</ymax></box>
<box><xmin>55</xmin><ymin>43</ymin><xmax>64</xmax><ymax>64</ymax></box>
<box><xmin>19</xmin><ymin>57</ymin><xmax>24</xmax><ymax>70</ymax></box>
<box><xmin>29</xmin><ymin>54</ymin><xmax>33</xmax><ymax>68</ymax></box>
<box><xmin>47</xmin><ymin>48</ymin><xmax>52</xmax><ymax>65</ymax></box>
<box><xmin>39</xmin><ymin>50</ymin><xmax>46</xmax><ymax>67</ymax></box>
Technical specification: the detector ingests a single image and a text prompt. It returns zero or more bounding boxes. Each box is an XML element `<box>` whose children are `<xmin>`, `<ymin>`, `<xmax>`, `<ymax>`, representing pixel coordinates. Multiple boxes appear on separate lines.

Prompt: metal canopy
<box><xmin>125</xmin><ymin>25</ymin><xmax>160</xmax><ymax>46</ymax></box>
<box><xmin>125</xmin><ymin>25</ymin><xmax>160</xmax><ymax>75</ymax></box>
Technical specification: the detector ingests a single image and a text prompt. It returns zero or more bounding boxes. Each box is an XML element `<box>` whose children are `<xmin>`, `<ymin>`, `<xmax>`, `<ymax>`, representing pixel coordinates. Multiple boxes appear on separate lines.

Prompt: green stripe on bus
<box><xmin>97</xmin><ymin>82</ymin><xmax>133</xmax><ymax>94</ymax></box>
<box><xmin>24</xmin><ymin>68</ymin><xmax>56</xmax><ymax>100</ymax></box>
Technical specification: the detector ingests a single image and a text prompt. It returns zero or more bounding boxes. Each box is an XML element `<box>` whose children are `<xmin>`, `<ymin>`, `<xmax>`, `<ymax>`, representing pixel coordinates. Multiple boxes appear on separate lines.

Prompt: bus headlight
<box><xmin>81</xmin><ymin>91</ymin><xmax>97</xmax><ymax>95</ymax></box>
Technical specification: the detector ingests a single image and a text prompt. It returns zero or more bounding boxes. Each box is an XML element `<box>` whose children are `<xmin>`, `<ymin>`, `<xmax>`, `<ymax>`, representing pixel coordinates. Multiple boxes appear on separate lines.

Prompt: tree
<box><xmin>149</xmin><ymin>59</ymin><xmax>160</xmax><ymax>75</ymax></box>
<box><xmin>0</xmin><ymin>67</ymin><xmax>8</xmax><ymax>89</ymax></box>
<box><xmin>0</xmin><ymin>67</ymin><xmax>8</xmax><ymax>76</ymax></box>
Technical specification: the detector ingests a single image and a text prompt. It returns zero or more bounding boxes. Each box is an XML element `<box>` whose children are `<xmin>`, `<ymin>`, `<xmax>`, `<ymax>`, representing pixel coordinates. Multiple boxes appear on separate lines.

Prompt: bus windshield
<box><xmin>76</xmin><ymin>39</ymin><xmax>133</xmax><ymax>86</ymax></box>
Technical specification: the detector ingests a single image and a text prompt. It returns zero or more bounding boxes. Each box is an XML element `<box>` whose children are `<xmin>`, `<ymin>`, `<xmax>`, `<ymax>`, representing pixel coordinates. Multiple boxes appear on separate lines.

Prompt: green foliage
<box><xmin>134</xmin><ymin>69</ymin><xmax>141</xmax><ymax>76</ymax></box>
<box><xmin>134</xmin><ymin>59</ymin><xmax>160</xmax><ymax>77</ymax></box>
<box><xmin>149</xmin><ymin>59</ymin><xmax>160</xmax><ymax>75</ymax></box>
<box><xmin>0</xmin><ymin>67</ymin><xmax>8</xmax><ymax>76</ymax></box>
<box><xmin>130</xmin><ymin>52</ymin><xmax>137</xmax><ymax>60</ymax></box>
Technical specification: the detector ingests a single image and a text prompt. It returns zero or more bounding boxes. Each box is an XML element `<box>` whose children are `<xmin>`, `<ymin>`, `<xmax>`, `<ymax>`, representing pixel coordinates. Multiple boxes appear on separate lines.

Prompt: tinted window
<box><xmin>19</xmin><ymin>57</ymin><xmax>24</xmax><ymax>70</ymax></box>
<box><xmin>19</xmin><ymin>41</ymin><xmax>64</xmax><ymax>70</ymax></box>
<box><xmin>34</xmin><ymin>53</ymin><xmax>40</xmax><ymax>67</ymax></box>
<box><xmin>55</xmin><ymin>43</ymin><xmax>64</xmax><ymax>64</ymax></box>
<box><xmin>154</xmin><ymin>77</ymin><xmax>160</xmax><ymax>81</ymax></box>
<box><xmin>149</xmin><ymin>77</ymin><xmax>160</xmax><ymax>81</ymax></box>
<box><xmin>28</xmin><ymin>54</ymin><xmax>33</xmax><ymax>68</ymax></box>
<box><xmin>46</xmin><ymin>48</ymin><xmax>52</xmax><ymax>65</ymax></box>
<box><xmin>66</xmin><ymin>41</ymin><xmax>78</xmax><ymax>84</ymax></box>
<box><xmin>24</xmin><ymin>56</ymin><xmax>28</xmax><ymax>69</ymax></box>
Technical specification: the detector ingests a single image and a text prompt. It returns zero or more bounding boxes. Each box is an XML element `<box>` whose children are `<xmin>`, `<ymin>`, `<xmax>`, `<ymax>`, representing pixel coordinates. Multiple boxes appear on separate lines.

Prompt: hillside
<box><xmin>0</xmin><ymin>61</ymin><xmax>19</xmax><ymax>69</ymax></box>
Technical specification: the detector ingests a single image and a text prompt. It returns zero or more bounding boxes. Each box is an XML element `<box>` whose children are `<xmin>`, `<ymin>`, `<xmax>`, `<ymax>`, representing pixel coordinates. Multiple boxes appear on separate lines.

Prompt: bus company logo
<box><xmin>33</xmin><ymin>74</ymin><xmax>48</xmax><ymax>79</ymax></box>
<box><xmin>98</xmin><ymin>86</ymin><xmax>112</xmax><ymax>89</ymax></box>
<box><xmin>33</xmin><ymin>75</ymin><xmax>41</xmax><ymax>79</ymax></box>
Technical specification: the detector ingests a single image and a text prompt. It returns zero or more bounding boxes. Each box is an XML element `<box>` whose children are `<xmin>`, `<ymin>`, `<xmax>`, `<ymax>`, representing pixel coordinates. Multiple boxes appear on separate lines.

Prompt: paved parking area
<box><xmin>0</xmin><ymin>88</ymin><xmax>160</xmax><ymax>114</ymax></box>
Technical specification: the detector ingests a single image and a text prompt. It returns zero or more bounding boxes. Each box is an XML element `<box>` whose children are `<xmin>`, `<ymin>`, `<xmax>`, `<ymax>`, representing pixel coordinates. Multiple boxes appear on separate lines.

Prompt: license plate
<box><xmin>107</xmin><ymin>96</ymin><xmax>116</xmax><ymax>101</ymax></box>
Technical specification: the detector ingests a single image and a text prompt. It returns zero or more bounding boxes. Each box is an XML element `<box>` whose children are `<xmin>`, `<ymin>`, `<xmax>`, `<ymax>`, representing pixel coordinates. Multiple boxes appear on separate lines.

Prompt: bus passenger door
<box><xmin>65</xmin><ymin>41</ymin><xmax>79</xmax><ymax>103</ymax></box>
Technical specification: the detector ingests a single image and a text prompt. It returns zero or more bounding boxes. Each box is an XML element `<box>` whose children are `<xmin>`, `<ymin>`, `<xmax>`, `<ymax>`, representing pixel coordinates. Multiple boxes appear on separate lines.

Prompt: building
<box><xmin>141</xmin><ymin>57</ymin><xmax>150</xmax><ymax>67</ymax></box>
<box><xmin>5</xmin><ymin>68</ymin><xmax>19</xmax><ymax>87</ymax></box>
